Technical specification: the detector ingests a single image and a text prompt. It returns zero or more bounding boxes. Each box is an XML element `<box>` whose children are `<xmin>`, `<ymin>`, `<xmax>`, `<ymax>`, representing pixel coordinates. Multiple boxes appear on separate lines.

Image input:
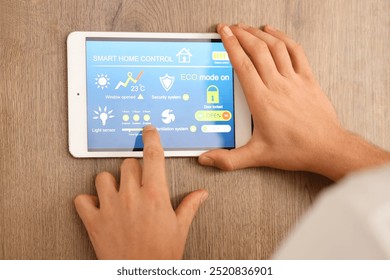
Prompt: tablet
<box><xmin>67</xmin><ymin>31</ymin><xmax>251</xmax><ymax>157</ymax></box>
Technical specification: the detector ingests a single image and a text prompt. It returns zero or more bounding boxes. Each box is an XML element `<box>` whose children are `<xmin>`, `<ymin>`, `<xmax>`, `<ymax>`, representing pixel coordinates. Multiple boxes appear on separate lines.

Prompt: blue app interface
<box><xmin>86</xmin><ymin>37</ymin><xmax>235</xmax><ymax>151</ymax></box>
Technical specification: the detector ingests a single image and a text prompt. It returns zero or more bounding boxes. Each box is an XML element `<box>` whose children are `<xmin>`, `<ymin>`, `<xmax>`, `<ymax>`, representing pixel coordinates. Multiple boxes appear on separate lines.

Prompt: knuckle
<box><xmin>142</xmin><ymin>188</ymin><xmax>165</xmax><ymax>207</ymax></box>
<box><xmin>253</xmin><ymin>40</ymin><xmax>268</xmax><ymax>52</ymax></box>
<box><xmin>271</xmin><ymin>40</ymin><xmax>287</xmax><ymax>53</ymax></box>
<box><xmin>221</xmin><ymin>163</ymin><xmax>234</xmax><ymax>171</ymax></box>
<box><xmin>144</xmin><ymin>187</ymin><xmax>159</xmax><ymax>199</ymax></box>
<box><xmin>218</xmin><ymin>158</ymin><xmax>235</xmax><ymax>171</ymax></box>
<box><xmin>238</xmin><ymin>57</ymin><xmax>256</xmax><ymax>74</ymax></box>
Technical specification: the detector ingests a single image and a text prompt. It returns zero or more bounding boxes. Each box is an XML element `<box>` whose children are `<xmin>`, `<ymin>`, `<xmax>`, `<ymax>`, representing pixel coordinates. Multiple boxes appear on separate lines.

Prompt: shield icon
<box><xmin>160</xmin><ymin>74</ymin><xmax>175</xmax><ymax>91</ymax></box>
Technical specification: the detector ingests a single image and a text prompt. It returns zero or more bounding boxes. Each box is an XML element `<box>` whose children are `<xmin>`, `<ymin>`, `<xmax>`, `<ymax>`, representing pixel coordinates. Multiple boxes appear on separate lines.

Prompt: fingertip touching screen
<box><xmin>86</xmin><ymin>37</ymin><xmax>235</xmax><ymax>151</ymax></box>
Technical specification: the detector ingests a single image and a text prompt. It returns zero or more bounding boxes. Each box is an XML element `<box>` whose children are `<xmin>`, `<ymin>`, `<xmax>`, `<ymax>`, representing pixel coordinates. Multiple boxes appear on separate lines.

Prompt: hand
<box><xmin>199</xmin><ymin>24</ymin><xmax>341</xmax><ymax>174</ymax></box>
<box><xmin>199</xmin><ymin>24</ymin><xmax>390</xmax><ymax>180</ymax></box>
<box><xmin>74</xmin><ymin>125</ymin><xmax>208</xmax><ymax>259</ymax></box>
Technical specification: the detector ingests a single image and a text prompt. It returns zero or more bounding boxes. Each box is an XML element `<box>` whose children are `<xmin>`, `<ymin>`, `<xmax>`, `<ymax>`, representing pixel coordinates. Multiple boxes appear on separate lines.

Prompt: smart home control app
<box><xmin>86</xmin><ymin>38</ymin><xmax>235</xmax><ymax>151</ymax></box>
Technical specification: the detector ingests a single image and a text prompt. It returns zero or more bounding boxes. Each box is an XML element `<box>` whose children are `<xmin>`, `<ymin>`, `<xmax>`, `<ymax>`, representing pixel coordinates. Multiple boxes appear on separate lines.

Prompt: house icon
<box><xmin>176</xmin><ymin>48</ymin><xmax>192</xmax><ymax>63</ymax></box>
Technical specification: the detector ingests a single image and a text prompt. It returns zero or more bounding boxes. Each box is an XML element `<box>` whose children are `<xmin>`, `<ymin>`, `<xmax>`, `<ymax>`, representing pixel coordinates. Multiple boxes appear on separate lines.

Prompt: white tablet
<box><xmin>67</xmin><ymin>31</ymin><xmax>251</xmax><ymax>157</ymax></box>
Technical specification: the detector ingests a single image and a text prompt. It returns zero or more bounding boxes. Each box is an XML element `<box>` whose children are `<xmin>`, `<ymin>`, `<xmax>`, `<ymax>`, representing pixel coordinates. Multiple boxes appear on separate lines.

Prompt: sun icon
<box><xmin>95</xmin><ymin>74</ymin><xmax>110</xmax><ymax>90</ymax></box>
<box><xmin>93</xmin><ymin>106</ymin><xmax>114</xmax><ymax>126</ymax></box>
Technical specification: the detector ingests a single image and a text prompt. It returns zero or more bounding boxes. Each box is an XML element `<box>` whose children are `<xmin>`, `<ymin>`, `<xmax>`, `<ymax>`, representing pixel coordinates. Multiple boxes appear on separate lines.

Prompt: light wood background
<box><xmin>1</xmin><ymin>0</ymin><xmax>389</xmax><ymax>260</ymax></box>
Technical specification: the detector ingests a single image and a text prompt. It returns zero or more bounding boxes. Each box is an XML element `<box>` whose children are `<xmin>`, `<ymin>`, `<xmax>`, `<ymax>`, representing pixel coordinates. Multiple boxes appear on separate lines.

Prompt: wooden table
<box><xmin>1</xmin><ymin>0</ymin><xmax>389</xmax><ymax>259</ymax></box>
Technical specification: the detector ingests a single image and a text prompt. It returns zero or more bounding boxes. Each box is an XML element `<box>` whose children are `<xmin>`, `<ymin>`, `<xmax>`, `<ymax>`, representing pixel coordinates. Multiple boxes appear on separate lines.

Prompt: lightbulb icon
<box><xmin>93</xmin><ymin>106</ymin><xmax>114</xmax><ymax>126</ymax></box>
<box><xmin>100</xmin><ymin>112</ymin><xmax>108</xmax><ymax>126</ymax></box>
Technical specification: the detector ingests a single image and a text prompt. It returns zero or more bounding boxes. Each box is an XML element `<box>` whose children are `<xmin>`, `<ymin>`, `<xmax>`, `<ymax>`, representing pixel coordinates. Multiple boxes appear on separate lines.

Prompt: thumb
<box><xmin>175</xmin><ymin>189</ymin><xmax>208</xmax><ymax>234</ymax></box>
<box><xmin>198</xmin><ymin>145</ymin><xmax>259</xmax><ymax>171</ymax></box>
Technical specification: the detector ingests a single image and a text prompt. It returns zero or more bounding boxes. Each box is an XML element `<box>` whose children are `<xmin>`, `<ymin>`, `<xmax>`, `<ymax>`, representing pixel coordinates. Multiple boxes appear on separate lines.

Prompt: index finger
<box><xmin>217</xmin><ymin>24</ymin><xmax>267</xmax><ymax>106</ymax></box>
<box><xmin>141</xmin><ymin>125</ymin><xmax>168</xmax><ymax>193</ymax></box>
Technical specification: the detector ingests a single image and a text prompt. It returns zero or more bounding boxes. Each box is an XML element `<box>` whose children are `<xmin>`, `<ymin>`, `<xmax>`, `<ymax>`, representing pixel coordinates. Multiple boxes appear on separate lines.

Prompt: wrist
<box><xmin>307</xmin><ymin>128</ymin><xmax>390</xmax><ymax>181</ymax></box>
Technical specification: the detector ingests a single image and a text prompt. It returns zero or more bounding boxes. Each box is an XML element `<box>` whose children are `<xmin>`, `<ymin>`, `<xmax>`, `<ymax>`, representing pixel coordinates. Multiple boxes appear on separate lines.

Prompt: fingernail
<box><xmin>143</xmin><ymin>125</ymin><xmax>155</xmax><ymax>131</ymax></box>
<box><xmin>200</xmin><ymin>191</ymin><xmax>209</xmax><ymax>203</ymax></box>
<box><xmin>222</xmin><ymin>25</ymin><xmax>233</xmax><ymax>37</ymax></box>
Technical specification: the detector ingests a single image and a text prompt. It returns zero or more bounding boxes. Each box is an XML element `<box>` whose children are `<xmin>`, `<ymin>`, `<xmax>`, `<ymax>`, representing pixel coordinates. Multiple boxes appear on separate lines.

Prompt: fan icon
<box><xmin>161</xmin><ymin>109</ymin><xmax>175</xmax><ymax>124</ymax></box>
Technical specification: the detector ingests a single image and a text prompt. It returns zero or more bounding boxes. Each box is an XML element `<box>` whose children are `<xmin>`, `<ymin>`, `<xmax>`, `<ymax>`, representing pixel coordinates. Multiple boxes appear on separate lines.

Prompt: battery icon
<box><xmin>212</xmin><ymin>51</ymin><xmax>229</xmax><ymax>61</ymax></box>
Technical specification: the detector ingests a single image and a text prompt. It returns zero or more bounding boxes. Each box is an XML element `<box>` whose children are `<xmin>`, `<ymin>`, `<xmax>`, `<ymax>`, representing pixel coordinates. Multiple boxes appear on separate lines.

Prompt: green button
<box><xmin>195</xmin><ymin>110</ymin><xmax>232</xmax><ymax>121</ymax></box>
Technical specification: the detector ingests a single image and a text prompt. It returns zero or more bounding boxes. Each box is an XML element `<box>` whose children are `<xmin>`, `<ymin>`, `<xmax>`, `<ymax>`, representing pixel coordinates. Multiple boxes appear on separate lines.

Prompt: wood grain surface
<box><xmin>0</xmin><ymin>0</ymin><xmax>389</xmax><ymax>259</ymax></box>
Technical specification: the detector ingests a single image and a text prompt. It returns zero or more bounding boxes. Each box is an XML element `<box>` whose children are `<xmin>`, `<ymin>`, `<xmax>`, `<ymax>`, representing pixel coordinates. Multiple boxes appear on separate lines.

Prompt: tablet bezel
<box><xmin>67</xmin><ymin>31</ymin><xmax>251</xmax><ymax>158</ymax></box>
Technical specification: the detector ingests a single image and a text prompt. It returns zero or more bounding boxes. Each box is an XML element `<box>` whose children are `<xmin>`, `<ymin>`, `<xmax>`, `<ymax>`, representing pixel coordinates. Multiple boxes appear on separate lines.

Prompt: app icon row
<box><xmin>92</xmin><ymin>107</ymin><xmax>176</xmax><ymax>126</ymax></box>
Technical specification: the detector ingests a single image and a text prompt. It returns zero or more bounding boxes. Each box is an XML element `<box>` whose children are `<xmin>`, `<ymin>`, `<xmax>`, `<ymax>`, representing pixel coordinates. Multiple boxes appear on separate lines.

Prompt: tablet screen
<box><xmin>86</xmin><ymin>37</ymin><xmax>234</xmax><ymax>151</ymax></box>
